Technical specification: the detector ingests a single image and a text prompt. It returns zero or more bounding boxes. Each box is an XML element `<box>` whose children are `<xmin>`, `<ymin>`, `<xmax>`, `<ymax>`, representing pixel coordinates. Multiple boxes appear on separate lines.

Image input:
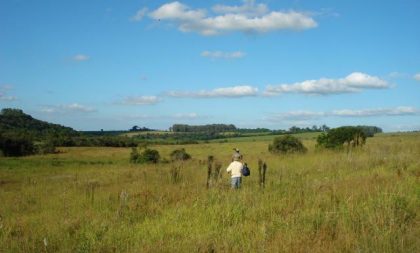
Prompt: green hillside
<box><xmin>0</xmin><ymin>108</ymin><xmax>79</xmax><ymax>139</ymax></box>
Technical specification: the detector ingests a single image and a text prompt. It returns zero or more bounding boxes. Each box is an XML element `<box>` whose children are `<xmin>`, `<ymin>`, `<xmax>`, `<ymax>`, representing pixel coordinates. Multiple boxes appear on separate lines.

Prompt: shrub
<box><xmin>0</xmin><ymin>131</ymin><xmax>35</xmax><ymax>156</ymax></box>
<box><xmin>140</xmin><ymin>148</ymin><xmax>160</xmax><ymax>163</ymax></box>
<box><xmin>130</xmin><ymin>147</ymin><xmax>160</xmax><ymax>164</ymax></box>
<box><xmin>269</xmin><ymin>135</ymin><xmax>307</xmax><ymax>154</ymax></box>
<box><xmin>35</xmin><ymin>140</ymin><xmax>56</xmax><ymax>154</ymax></box>
<box><xmin>129</xmin><ymin>147</ymin><xmax>140</xmax><ymax>163</ymax></box>
<box><xmin>170</xmin><ymin>148</ymin><xmax>191</xmax><ymax>161</ymax></box>
<box><xmin>316</xmin><ymin>126</ymin><xmax>366</xmax><ymax>149</ymax></box>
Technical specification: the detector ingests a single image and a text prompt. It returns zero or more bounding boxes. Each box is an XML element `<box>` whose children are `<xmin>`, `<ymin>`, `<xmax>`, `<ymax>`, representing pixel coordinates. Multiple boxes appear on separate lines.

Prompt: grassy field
<box><xmin>0</xmin><ymin>133</ymin><xmax>419</xmax><ymax>252</ymax></box>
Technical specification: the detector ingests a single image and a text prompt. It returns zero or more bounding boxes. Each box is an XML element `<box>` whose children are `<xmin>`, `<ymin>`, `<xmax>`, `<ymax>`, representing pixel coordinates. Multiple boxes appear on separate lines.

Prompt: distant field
<box><xmin>0</xmin><ymin>133</ymin><xmax>419</xmax><ymax>252</ymax></box>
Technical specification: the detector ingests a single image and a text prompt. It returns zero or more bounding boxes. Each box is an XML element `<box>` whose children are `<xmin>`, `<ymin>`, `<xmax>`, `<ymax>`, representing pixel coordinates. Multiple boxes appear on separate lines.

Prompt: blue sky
<box><xmin>1</xmin><ymin>0</ymin><xmax>419</xmax><ymax>131</ymax></box>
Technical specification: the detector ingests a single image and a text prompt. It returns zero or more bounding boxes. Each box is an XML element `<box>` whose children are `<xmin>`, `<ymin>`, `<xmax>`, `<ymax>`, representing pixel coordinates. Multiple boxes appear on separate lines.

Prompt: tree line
<box><xmin>170</xmin><ymin>124</ymin><xmax>236</xmax><ymax>133</ymax></box>
<box><xmin>0</xmin><ymin>108</ymin><xmax>383</xmax><ymax>157</ymax></box>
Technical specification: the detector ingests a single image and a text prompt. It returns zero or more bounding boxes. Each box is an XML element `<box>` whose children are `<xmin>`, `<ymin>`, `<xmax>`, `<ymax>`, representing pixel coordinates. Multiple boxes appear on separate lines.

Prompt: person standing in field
<box><xmin>232</xmin><ymin>148</ymin><xmax>242</xmax><ymax>162</ymax></box>
<box><xmin>226</xmin><ymin>154</ymin><xmax>243</xmax><ymax>189</ymax></box>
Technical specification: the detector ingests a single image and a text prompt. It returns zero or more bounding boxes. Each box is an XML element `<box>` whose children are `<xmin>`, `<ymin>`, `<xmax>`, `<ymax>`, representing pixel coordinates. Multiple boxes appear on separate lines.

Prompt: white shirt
<box><xmin>226</xmin><ymin>161</ymin><xmax>243</xmax><ymax>178</ymax></box>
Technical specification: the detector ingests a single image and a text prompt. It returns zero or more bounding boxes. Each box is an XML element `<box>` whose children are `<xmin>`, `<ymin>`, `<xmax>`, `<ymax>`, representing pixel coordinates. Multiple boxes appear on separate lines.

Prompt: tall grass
<box><xmin>0</xmin><ymin>133</ymin><xmax>419</xmax><ymax>252</ymax></box>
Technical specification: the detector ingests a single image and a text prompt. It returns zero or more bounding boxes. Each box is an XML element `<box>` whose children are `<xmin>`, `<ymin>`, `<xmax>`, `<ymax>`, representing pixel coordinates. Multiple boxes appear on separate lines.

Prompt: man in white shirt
<box><xmin>226</xmin><ymin>158</ymin><xmax>243</xmax><ymax>189</ymax></box>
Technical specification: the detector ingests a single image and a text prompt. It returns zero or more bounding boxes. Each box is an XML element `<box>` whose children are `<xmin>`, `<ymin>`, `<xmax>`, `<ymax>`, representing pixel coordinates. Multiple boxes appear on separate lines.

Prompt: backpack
<box><xmin>241</xmin><ymin>164</ymin><xmax>250</xmax><ymax>177</ymax></box>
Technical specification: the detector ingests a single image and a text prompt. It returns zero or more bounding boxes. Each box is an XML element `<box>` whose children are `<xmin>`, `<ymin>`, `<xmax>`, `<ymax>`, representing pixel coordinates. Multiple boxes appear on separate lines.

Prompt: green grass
<box><xmin>0</xmin><ymin>133</ymin><xmax>419</xmax><ymax>252</ymax></box>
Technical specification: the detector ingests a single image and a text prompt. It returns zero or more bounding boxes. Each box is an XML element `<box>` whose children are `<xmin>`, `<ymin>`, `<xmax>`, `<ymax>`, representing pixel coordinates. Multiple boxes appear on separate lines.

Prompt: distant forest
<box><xmin>0</xmin><ymin>108</ymin><xmax>383</xmax><ymax>156</ymax></box>
<box><xmin>170</xmin><ymin>124</ymin><xmax>236</xmax><ymax>133</ymax></box>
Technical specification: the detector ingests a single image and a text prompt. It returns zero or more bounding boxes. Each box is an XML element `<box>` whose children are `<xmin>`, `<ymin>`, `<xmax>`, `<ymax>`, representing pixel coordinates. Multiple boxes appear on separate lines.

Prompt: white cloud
<box><xmin>148</xmin><ymin>1</ymin><xmax>317</xmax><ymax>35</ymax></box>
<box><xmin>72</xmin><ymin>54</ymin><xmax>90</xmax><ymax>62</ymax></box>
<box><xmin>122</xmin><ymin>96</ymin><xmax>161</xmax><ymax>105</ymax></box>
<box><xmin>41</xmin><ymin>103</ymin><xmax>96</xmax><ymax>114</ymax></box>
<box><xmin>265</xmin><ymin>72</ymin><xmax>389</xmax><ymax>95</ymax></box>
<box><xmin>414</xmin><ymin>73</ymin><xmax>420</xmax><ymax>81</ymax></box>
<box><xmin>64</xmin><ymin>103</ymin><xmax>96</xmax><ymax>112</ymax></box>
<box><xmin>167</xmin><ymin>85</ymin><xmax>258</xmax><ymax>98</ymax></box>
<box><xmin>150</xmin><ymin>2</ymin><xmax>206</xmax><ymax>20</ymax></box>
<box><xmin>331</xmin><ymin>106</ymin><xmax>418</xmax><ymax>117</ymax></box>
<box><xmin>213</xmin><ymin>0</ymin><xmax>269</xmax><ymax>17</ymax></box>
<box><xmin>131</xmin><ymin>7</ymin><xmax>148</xmax><ymax>21</ymax></box>
<box><xmin>201</xmin><ymin>50</ymin><xmax>246</xmax><ymax>59</ymax></box>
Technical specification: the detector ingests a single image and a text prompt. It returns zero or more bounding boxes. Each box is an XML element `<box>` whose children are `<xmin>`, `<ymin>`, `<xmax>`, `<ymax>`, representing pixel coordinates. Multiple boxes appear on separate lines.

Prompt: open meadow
<box><xmin>0</xmin><ymin>133</ymin><xmax>419</xmax><ymax>252</ymax></box>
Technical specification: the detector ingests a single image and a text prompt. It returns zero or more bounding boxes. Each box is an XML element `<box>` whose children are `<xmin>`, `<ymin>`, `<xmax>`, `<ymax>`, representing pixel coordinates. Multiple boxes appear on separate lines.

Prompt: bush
<box><xmin>35</xmin><ymin>140</ymin><xmax>56</xmax><ymax>154</ymax></box>
<box><xmin>269</xmin><ymin>135</ymin><xmax>307</xmax><ymax>154</ymax></box>
<box><xmin>0</xmin><ymin>131</ymin><xmax>35</xmax><ymax>156</ymax></box>
<box><xmin>130</xmin><ymin>147</ymin><xmax>160</xmax><ymax>164</ymax></box>
<box><xmin>140</xmin><ymin>148</ymin><xmax>160</xmax><ymax>163</ymax></box>
<box><xmin>129</xmin><ymin>147</ymin><xmax>140</xmax><ymax>163</ymax></box>
<box><xmin>316</xmin><ymin>126</ymin><xmax>366</xmax><ymax>149</ymax></box>
<box><xmin>170</xmin><ymin>148</ymin><xmax>191</xmax><ymax>161</ymax></box>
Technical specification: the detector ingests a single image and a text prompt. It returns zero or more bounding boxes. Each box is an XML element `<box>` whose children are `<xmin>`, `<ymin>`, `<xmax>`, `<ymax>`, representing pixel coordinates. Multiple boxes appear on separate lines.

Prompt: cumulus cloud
<box><xmin>265</xmin><ymin>72</ymin><xmax>389</xmax><ymax>95</ymax></box>
<box><xmin>212</xmin><ymin>0</ymin><xmax>269</xmax><ymax>17</ymax></box>
<box><xmin>41</xmin><ymin>103</ymin><xmax>96</xmax><ymax>114</ymax></box>
<box><xmin>122</xmin><ymin>96</ymin><xmax>161</xmax><ymax>105</ymax></box>
<box><xmin>414</xmin><ymin>73</ymin><xmax>420</xmax><ymax>81</ymax></box>
<box><xmin>201</xmin><ymin>50</ymin><xmax>245</xmax><ymax>59</ymax></box>
<box><xmin>72</xmin><ymin>54</ymin><xmax>90</xmax><ymax>62</ymax></box>
<box><xmin>131</xmin><ymin>7</ymin><xmax>148</xmax><ymax>21</ymax></box>
<box><xmin>167</xmin><ymin>85</ymin><xmax>258</xmax><ymax>98</ymax></box>
<box><xmin>148</xmin><ymin>1</ymin><xmax>317</xmax><ymax>35</ymax></box>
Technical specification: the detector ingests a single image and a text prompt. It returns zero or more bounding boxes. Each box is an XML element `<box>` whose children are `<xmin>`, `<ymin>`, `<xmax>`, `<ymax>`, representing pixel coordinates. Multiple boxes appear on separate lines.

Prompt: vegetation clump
<box><xmin>35</xmin><ymin>140</ymin><xmax>56</xmax><ymax>155</ymax></box>
<box><xmin>0</xmin><ymin>131</ymin><xmax>35</xmax><ymax>156</ymax></box>
<box><xmin>170</xmin><ymin>148</ymin><xmax>191</xmax><ymax>161</ymax></box>
<box><xmin>316</xmin><ymin>126</ymin><xmax>367</xmax><ymax>149</ymax></box>
<box><xmin>130</xmin><ymin>147</ymin><xmax>160</xmax><ymax>164</ymax></box>
<box><xmin>269</xmin><ymin>135</ymin><xmax>307</xmax><ymax>154</ymax></box>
